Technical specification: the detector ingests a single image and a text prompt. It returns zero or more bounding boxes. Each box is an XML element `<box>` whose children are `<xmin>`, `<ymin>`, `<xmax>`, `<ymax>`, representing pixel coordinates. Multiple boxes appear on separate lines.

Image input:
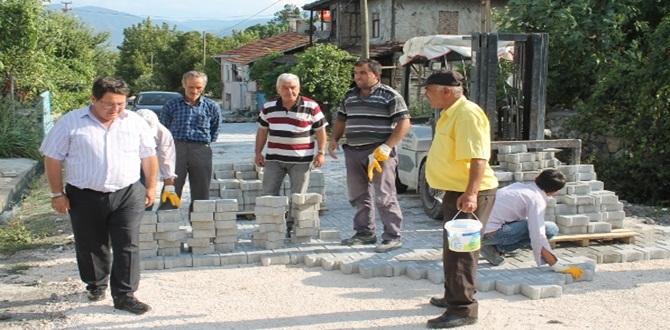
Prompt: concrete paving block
<box><xmin>155</xmin><ymin>231</ymin><xmax>185</xmax><ymax>241</ymax></box>
<box><xmin>317</xmin><ymin>229</ymin><xmax>340</xmax><ymax>240</ymax></box>
<box><xmin>291</xmin><ymin>209</ymin><xmax>319</xmax><ymax>221</ymax></box>
<box><xmin>520</xmin><ymin>283</ymin><xmax>562</xmax><ymax>300</ymax></box>
<box><xmin>191</xmin><ymin>221</ymin><xmax>215</xmax><ymax>230</ymax></box>
<box><xmin>292</xmin><ymin>193</ymin><xmax>323</xmax><ymax>205</ymax></box>
<box><xmin>604</xmin><ymin>211</ymin><xmax>626</xmax><ymax>220</ymax></box>
<box><xmin>578</xmin><ymin>204</ymin><xmax>599</xmax><ymax>213</ymax></box>
<box><xmin>192</xmin><ymin>229</ymin><xmax>216</xmax><ymax>238</ymax></box>
<box><xmin>193</xmin><ymin>254</ymin><xmax>221</xmax><ymax>267</ymax></box>
<box><xmin>139</xmin><ymin>233</ymin><xmax>155</xmax><ymax>242</ymax></box>
<box><xmin>296</xmin><ymin>218</ymin><xmax>317</xmax><ymax>228</ymax></box>
<box><xmin>260</xmin><ymin>253</ymin><xmax>291</xmax><ymax>266</ymax></box>
<box><xmin>214</xmin><ymin>235</ymin><xmax>237</xmax><ymax>244</ymax></box>
<box><xmin>156</xmin><ymin>222</ymin><xmax>180</xmax><ymax>232</ymax></box>
<box><xmin>546</xmin><ymin>198</ymin><xmax>557</xmax><ymax>207</ymax></box>
<box><xmin>293</xmin><ymin>203</ymin><xmax>320</xmax><ymax>212</ymax></box>
<box><xmin>585</xmin><ymin>180</ymin><xmax>605</xmax><ymax>191</ymax></box>
<box><xmin>514</xmin><ymin>171</ymin><xmax>540</xmax><ymax>182</ymax></box>
<box><xmin>157</xmin><ymin>239</ymin><xmax>181</xmax><ymax>248</ymax></box>
<box><xmin>406</xmin><ymin>262</ymin><xmax>427</xmax><ymax>280</ymax></box>
<box><xmin>304</xmin><ymin>254</ymin><xmax>322</xmax><ymax>267</ymax></box>
<box><xmin>583</xmin><ymin>212</ymin><xmax>604</xmax><ymax>221</ymax></box>
<box><xmin>558</xmin><ymin>165</ymin><xmax>579</xmax><ymax>174</ymax></box>
<box><xmin>391</xmin><ymin>262</ymin><xmax>406</xmax><ymax>277</ymax></box>
<box><xmin>339</xmin><ymin>259</ymin><xmax>360</xmax><ymax>275</ymax></box>
<box><xmin>213</xmin><ymin>163</ymin><xmax>234</xmax><ymax>171</ymax></box>
<box><xmin>372</xmin><ymin>262</ymin><xmax>394</xmax><ymax>278</ymax></box>
<box><xmin>157</xmin><ymin>209</ymin><xmax>181</xmax><ymax>222</ymax></box>
<box><xmin>214</xmin><ymin>220</ymin><xmax>237</xmax><ymax>230</ymax></box>
<box><xmin>240</xmin><ymin>179</ymin><xmax>262</xmax><ymax>191</ymax></box>
<box><xmin>616</xmin><ymin>248</ymin><xmax>645</xmax><ymax>262</ymax></box>
<box><xmin>320</xmin><ymin>256</ymin><xmax>339</xmax><ymax>271</ymax></box>
<box><xmin>563</xmin><ymin>195</ymin><xmax>595</xmax><ymax>206</ymax></box>
<box><xmin>641</xmin><ymin>246</ymin><xmax>670</xmax><ymax>259</ymax></box>
<box><xmin>142</xmin><ymin>213</ymin><xmax>158</xmax><ymax>224</ymax></box>
<box><xmin>140</xmin><ymin>224</ymin><xmax>157</xmax><ymax>234</ymax></box>
<box><xmin>426</xmin><ymin>267</ymin><xmax>444</xmax><ymax>284</ymax></box>
<box><xmin>219</xmin><ymin>252</ymin><xmax>248</xmax><ymax>265</ymax></box>
<box><xmin>215</xmin><ymin>199</ymin><xmax>239</xmax><ymax>212</ymax></box>
<box><xmin>601</xmin><ymin>202</ymin><xmax>624</xmax><ymax>212</ymax></box>
<box><xmin>235</xmin><ymin>171</ymin><xmax>257</xmax><ymax>180</ymax></box>
<box><xmin>358</xmin><ymin>261</ymin><xmax>376</xmax><ymax>279</ymax></box>
<box><xmin>256</xmin><ymin>195</ymin><xmax>289</xmax><ymax>207</ymax></box>
<box><xmin>219</xmin><ymin>189</ymin><xmax>242</xmax><ymax>200</ymax></box>
<box><xmin>558</xmin><ymin>225</ymin><xmax>588</xmax><ymax>234</ymax></box>
<box><xmin>293</xmin><ymin>227</ymin><xmax>316</xmax><ymax>237</ymax></box>
<box><xmin>566</xmin><ymin>182</ymin><xmax>591</xmax><ymax>195</ymax></box>
<box><xmin>214</xmin><ymin>243</ymin><xmax>236</xmax><ymax>253</ymax></box>
<box><xmin>232</xmin><ymin>163</ymin><xmax>255</xmax><ymax>172</ymax></box>
<box><xmin>495</xmin><ymin>279</ymin><xmax>523</xmax><ymax>296</ymax></box>
<box><xmin>494</xmin><ymin>171</ymin><xmax>514</xmax><ymax>182</ymax></box>
<box><xmin>587</xmin><ymin>222</ymin><xmax>612</xmax><ymax>233</ymax></box>
<box><xmin>258</xmin><ymin>223</ymin><xmax>285</xmax><ymax>233</ymax></box>
<box><xmin>139</xmin><ymin>248</ymin><xmax>157</xmax><ymax>259</ymax></box>
<box><xmin>255</xmin><ymin>205</ymin><xmax>286</xmax><ymax>216</ymax></box>
<box><xmin>555</xmin><ymin>204</ymin><xmax>577</xmax><ymax>215</ymax></box>
<box><xmin>288</xmin><ymin>251</ymin><xmax>308</xmax><ymax>265</ymax></box>
<box><xmin>215</xmin><ymin>170</ymin><xmax>235</xmax><ymax>179</ymax></box>
<box><xmin>507</xmin><ymin>152</ymin><xmax>536</xmax><ymax>163</ymax></box>
<box><xmin>600</xmin><ymin>251</ymin><xmax>623</xmax><ymax>263</ymax></box>
<box><xmin>163</xmin><ymin>255</ymin><xmax>193</xmax><ymax>269</ymax></box>
<box><xmin>556</xmin><ymin>215</ymin><xmax>590</xmax><ymax>226</ymax></box>
<box><xmin>604</xmin><ymin>218</ymin><xmax>624</xmax><ymax>229</ymax></box>
<box><xmin>140</xmin><ymin>257</ymin><xmax>164</xmax><ymax>270</ymax></box>
<box><xmin>217</xmin><ymin>179</ymin><xmax>240</xmax><ymax>189</ymax></box>
<box><xmin>591</xmin><ymin>191</ymin><xmax>618</xmax><ymax>205</ymax></box>
<box><xmin>157</xmin><ymin>247</ymin><xmax>181</xmax><ymax>257</ymax></box>
<box><xmin>193</xmin><ymin>200</ymin><xmax>217</xmax><ymax>213</ymax></box>
<box><xmin>188</xmin><ymin>237</ymin><xmax>212</xmax><ymax>247</ymax></box>
<box><xmin>191</xmin><ymin>245</ymin><xmax>215</xmax><ymax>255</ymax></box>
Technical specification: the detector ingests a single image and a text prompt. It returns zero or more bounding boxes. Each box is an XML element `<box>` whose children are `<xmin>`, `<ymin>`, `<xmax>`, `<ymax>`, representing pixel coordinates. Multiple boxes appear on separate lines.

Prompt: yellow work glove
<box><xmin>551</xmin><ymin>262</ymin><xmax>584</xmax><ymax>279</ymax></box>
<box><xmin>373</xmin><ymin>144</ymin><xmax>392</xmax><ymax>162</ymax></box>
<box><xmin>161</xmin><ymin>185</ymin><xmax>181</xmax><ymax>207</ymax></box>
<box><xmin>367</xmin><ymin>154</ymin><xmax>382</xmax><ymax>181</ymax></box>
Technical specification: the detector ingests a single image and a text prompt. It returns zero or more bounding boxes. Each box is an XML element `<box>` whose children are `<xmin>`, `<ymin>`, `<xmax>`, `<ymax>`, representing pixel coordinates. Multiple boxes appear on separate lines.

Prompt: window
<box><xmin>372</xmin><ymin>12</ymin><xmax>380</xmax><ymax>38</ymax></box>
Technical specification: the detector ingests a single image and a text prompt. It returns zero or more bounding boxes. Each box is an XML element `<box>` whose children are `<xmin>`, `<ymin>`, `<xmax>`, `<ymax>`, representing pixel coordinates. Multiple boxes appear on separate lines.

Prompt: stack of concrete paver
<box><xmin>188</xmin><ymin>200</ymin><xmax>216</xmax><ymax>255</ymax></box>
<box><xmin>289</xmin><ymin>193</ymin><xmax>322</xmax><ymax>243</ymax></box>
<box><xmin>494</xmin><ymin>145</ymin><xmax>625</xmax><ymax>235</ymax></box>
<box><xmin>252</xmin><ymin>196</ymin><xmax>288</xmax><ymax>249</ymax></box>
<box><xmin>155</xmin><ymin>209</ymin><xmax>183</xmax><ymax>256</ymax></box>
<box><xmin>214</xmin><ymin>199</ymin><xmax>239</xmax><ymax>252</ymax></box>
<box><xmin>235</xmin><ymin>164</ymin><xmax>260</xmax><ymax>211</ymax></box>
<box><xmin>139</xmin><ymin>212</ymin><xmax>158</xmax><ymax>258</ymax></box>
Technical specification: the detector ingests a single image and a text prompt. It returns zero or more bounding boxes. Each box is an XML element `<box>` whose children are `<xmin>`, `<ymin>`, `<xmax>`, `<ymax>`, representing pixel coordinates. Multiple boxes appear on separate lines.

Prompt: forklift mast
<box><xmin>469</xmin><ymin>33</ymin><xmax>549</xmax><ymax>141</ymax></box>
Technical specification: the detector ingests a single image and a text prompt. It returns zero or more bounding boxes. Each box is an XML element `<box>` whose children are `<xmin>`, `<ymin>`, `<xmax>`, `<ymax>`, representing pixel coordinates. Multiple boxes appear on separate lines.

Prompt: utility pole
<box><xmin>480</xmin><ymin>0</ymin><xmax>491</xmax><ymax>32</ymax></box>
<box><xmin>202</xmin><ymin>31</ymin><xmax>207</xmax><ymax>69</ymax></box>
<box><xmin>360</xmin><ymin>0</ymin><xmax>370</xmax><ymax>59</ymax></box>
<box><xmin>61</xmin><ymin>1</ymin><xmax>72</xmax><ymax>13</ymax></box>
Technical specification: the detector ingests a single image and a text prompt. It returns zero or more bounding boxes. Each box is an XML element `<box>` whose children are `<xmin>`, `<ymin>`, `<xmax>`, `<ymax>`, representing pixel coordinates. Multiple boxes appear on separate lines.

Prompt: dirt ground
<box><xmin>1</xmin><ymin>197</ymin><xmax>669</xmax><ymax>329</ymax></box>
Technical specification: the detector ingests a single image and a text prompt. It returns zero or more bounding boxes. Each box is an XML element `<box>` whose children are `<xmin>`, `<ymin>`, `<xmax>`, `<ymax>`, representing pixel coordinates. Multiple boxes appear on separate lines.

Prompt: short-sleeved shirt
<box><xmin>258</xmin><ymin>96</ymin><xmax>328</xmax><ymax>163</ymax></box>
<box><xmin>426</xmin><ymin>96</ymin><xmax>498</xmax><ymax>192</ymax></box>
<box><xmin>160</xmin><ymin>95</ymin><xmax>220</xmax><ymax>143</ymax></box>
<box><xmin>486</xmin><ymin>182</ymin><xmax>554</xmax><ymax>266</ymax></box>
<box><xmin>155</xmin><ymin>123</ymin><xmax>177</xmax><ymax>179</ymax></box>
<box><xmin>39</xmin><ymin>107</ymin><xmax>156</xmax><ymax>192</ymax></box>
<box><xmin>337</xmin><ymin>82</ymin><xmax>410</xmax><ymax>146</ymax></box>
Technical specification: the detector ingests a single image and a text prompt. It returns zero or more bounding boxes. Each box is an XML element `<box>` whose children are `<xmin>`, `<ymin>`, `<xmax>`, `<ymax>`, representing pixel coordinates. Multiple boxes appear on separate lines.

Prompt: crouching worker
<box><xmin>480</xmin><ymin>169</ymin><xmax>584</xmax><ymax>279</ymax></box>
<box><xmin>135</xmin><ymin>109</ymin><xmax>180</xmax><ymax>210</ymax></box>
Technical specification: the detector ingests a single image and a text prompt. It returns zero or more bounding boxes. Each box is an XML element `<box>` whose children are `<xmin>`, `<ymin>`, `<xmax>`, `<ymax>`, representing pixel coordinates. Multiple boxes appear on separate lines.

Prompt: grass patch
<box><xmin>8</xmin><ymin>264</ymin><xmax>33</xmax><ymax>275</ymax></box>
<box><xmin>0</xmin><ymin>176</ymin><xmax>69</xmax><ymax>254</ymax></box>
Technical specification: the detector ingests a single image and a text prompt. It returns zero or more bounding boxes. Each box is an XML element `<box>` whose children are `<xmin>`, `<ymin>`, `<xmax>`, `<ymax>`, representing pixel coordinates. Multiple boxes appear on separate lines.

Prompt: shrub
<box><xmin>0</xmin><ymin>97</ymin><xmax>42</xmax><ymax>159</ymax></box>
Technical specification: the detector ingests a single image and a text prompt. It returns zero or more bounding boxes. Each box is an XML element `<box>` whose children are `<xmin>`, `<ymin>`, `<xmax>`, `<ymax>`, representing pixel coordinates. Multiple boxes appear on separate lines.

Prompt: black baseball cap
<box><xmin>419</xmin><ymin>71</ymin><xmax>464</xmax><ymax>87</ymax></box>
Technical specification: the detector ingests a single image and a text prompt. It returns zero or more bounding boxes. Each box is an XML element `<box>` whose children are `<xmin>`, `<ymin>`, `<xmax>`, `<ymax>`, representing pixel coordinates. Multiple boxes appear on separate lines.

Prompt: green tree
<box><xmin>249</xmin><ymin>52</ymin><xmax>295</xmax><ymax>100</ymax></box>
<box><xmin>245</xmin><ymin>22</ymin><xmax>287</xmax><ymax>39</ymax></box>
<box><xmin>292</xmin><ymin>44</ymin><xmax>355</xmax><ymax>123</ymax></box>
<box><xmin>273</xmin><ymin>4</ymin><xmax>302</xmax><ymax>24</ymax></box>
<box><xmin>116</xmin><ymin>19</ymin><xmax>177</xmax><ymax>94</ymax></box>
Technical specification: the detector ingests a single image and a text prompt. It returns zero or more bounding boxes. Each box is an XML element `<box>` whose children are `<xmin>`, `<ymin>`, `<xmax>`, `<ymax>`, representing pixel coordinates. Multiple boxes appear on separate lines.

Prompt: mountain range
<box><xmin>45</xmin><ymin>5</ymin><xmax>272</xmax><ymax>49</ymax></box>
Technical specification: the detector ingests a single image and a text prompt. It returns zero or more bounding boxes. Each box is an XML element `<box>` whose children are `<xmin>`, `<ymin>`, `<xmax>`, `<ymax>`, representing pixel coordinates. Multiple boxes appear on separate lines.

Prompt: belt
<box><xmin>483</xmin><ymin>229</ymin><xmax>500</xmax><ymax>240</ymax></box>
<box><xmin>176</xmin><ymin>140</ymin><xmax>209</xmax><ymax>145</ymax></box>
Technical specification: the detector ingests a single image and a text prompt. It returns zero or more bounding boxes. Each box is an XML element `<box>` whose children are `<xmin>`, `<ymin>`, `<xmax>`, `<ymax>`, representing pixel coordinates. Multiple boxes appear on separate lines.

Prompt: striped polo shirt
<box><xmin>337</xmin><ymin>82</ymin><xmax>410</xmax><ymax>146</ymax></box>
<box><xmin>258</xmin><ymin>95</ymin><xmax>328</xmax><ymax>163</ymax></box>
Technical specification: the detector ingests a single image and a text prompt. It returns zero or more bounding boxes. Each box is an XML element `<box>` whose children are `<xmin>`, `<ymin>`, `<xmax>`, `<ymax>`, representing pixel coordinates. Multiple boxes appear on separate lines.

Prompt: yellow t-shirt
<box><xmin>426</xmin><ymin>96</ymin><xmax>498</xmax><ymax>192</ymax></box>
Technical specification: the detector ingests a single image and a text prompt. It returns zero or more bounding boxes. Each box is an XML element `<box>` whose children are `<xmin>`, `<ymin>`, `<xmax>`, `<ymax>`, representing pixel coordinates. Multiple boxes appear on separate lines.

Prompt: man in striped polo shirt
<box><xmin>254</xmin><ymin>73</ymin><xmax>328</xmax><ymax>233</ymax></box>
<box><xmin>328</xmin><ymin>58</ymin><xmax>411</xmax><ymax>253</ymax></box>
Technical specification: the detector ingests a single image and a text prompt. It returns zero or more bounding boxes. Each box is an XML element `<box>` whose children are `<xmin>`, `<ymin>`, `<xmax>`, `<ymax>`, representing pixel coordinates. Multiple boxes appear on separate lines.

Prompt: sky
<box><xmin>45</xmin><ymin>0</ymin><xmax>314</xmax><ymax>20</ymax></box>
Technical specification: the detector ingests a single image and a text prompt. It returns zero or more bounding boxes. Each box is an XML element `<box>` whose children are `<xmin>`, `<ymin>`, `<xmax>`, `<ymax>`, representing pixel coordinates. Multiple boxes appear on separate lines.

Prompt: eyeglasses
<box><xmin>97</xmin><ymin>100</ymin><xmax>125</xmax><ymax>110</ymax></box>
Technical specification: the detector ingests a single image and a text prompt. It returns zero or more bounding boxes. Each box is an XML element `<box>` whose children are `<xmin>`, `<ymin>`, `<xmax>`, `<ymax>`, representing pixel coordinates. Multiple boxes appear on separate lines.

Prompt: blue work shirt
<box><xmin>160</xmin><ymin>95</ymin><xmax>220</xmax><ymax>143</ymax></box>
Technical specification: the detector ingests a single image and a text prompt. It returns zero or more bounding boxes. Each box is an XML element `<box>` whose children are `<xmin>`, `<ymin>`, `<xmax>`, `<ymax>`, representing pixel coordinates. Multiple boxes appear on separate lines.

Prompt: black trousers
<box><xmin>66</xmin><ymin>182</ymin><xmax>145</xmax><ymax>300</ymax></box>
<box><xmin>174</xmin><ymin>140</ymin><xmax>212</xmax><ymax>212</ymax></box>
<box><xmin>441</xmin><ymin>188</ymin><xmax>497</xmax><ymax>318</ymax></box>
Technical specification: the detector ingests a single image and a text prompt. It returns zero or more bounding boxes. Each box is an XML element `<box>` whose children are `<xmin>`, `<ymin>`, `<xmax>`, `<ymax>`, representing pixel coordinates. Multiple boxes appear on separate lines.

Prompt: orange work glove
<box><xmin>551</xmin><ymin>262</ymin><xmax>584</xmax><ymax>279</ymax></box>
<box><xmin>373</xmin><ymin>144</ymin><xmax>392</xmax><ymax>162</ymax></box>
<box><xmin>161</xmin><ymin>185</ymin><xmax>181</xmax><ymax>207</ymax></box>
<box><xmin>367</xmin><ymin>154</ymin><xmax>382</xmax><ymax>181</ymax></box>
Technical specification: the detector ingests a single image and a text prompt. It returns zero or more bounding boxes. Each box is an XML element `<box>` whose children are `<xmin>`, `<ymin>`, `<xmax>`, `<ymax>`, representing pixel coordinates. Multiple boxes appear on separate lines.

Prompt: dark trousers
<box><xmin>343</xmin><ymin>144</ymin><xmax>403</xmax><ymax>241</ymax></box>
<box><xmin>174</xmin><ymin>141</ymin><xmax>212</xmax><ymax>211</ymax></box>
<box><xmin>441</xmin><ymin>188</ymin><xmax>496</xmax><ymax>317</ymax></box>
<box><xmin>65</xmin><ymin>182</ymin><xmax>145</xmax><ymax>300</ymax></box>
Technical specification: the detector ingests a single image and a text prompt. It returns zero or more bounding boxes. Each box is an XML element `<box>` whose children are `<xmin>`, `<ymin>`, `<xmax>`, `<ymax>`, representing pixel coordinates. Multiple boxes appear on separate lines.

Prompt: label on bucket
<box><xmin>444</xmin><ymin>220</ymin><xmax>482</xmax><ymax>252</ymax></box>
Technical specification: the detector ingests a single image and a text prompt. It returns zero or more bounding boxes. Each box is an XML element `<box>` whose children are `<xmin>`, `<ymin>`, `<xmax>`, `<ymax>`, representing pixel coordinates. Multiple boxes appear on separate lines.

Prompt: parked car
<box><xmin>131</xmin><ymin>91</ymin><xmax>182</xmax><ymax>115</ymax></box>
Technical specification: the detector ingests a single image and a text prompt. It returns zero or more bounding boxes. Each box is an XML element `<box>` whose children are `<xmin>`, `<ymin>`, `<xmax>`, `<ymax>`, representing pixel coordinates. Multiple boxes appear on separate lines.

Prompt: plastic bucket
<box><xmin>444</xmin><ymin>219</ymin><xmax>482</xmax><ymax>252</ymax></box>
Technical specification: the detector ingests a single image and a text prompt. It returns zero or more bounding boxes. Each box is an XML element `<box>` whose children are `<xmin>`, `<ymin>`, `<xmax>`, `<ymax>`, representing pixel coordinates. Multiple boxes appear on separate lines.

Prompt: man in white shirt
<box><xmin>480</xmin><ymin>169</ymin><xmax>584</xmax><ymax>279</ymax></box>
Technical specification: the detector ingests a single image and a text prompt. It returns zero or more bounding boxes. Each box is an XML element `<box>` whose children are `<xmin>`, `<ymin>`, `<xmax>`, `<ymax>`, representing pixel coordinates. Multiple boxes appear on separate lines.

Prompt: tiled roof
<box><xmin>213</xmin><ymin>32</ymin><xmax>310</xmax><ymax>65</ymax></box>
<box><xmin>341</xmin><ymin>42</ymin><xmax>405</xmax><ymax>59</ymax></box>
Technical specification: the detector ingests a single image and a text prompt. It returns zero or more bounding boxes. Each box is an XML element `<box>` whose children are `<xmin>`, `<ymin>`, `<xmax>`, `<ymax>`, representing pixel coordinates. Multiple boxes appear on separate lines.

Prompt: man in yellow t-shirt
<box><xmin>422</xmin><ymin>71</ymin><xmax>499</xmax><ymax>329</ymax></box>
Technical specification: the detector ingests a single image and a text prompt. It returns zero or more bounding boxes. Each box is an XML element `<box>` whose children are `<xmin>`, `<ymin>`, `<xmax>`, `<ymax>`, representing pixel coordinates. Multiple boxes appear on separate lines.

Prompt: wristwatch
<box><xmin>317</xmin><ymin>150</ymin><xmax>325</xmax><ymax>155</ymax></box>
<box><xmin>50</xmin><ymin>192</ymin><xmax>65</xmax><ymax>199</ymax></box>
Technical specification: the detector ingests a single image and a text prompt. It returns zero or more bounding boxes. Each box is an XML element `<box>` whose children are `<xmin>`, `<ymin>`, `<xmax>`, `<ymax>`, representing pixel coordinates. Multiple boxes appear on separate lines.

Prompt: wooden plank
<box><xmin>548</xmin><ymin>229</ymin><xmax>639</xmax><ymax>248</ymax></box>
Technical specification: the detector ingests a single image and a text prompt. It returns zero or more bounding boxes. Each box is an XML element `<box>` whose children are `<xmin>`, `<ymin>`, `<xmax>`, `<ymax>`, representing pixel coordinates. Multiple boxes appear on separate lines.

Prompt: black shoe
<box><xmin>480</xmin><ymin>245</ymin><xmax>505</xmax><ymax>266</ymax></box>
<box><xmin>114</xmin><ymin>297</ymin><xmax>152</xmax><ymax>315</ymax></box>
<box><xmin>341</xmin><ymin>233</ymin><xmax>377</xmax><ymax>245</ymax></box>
<box><xmin>87</xmin><ymin>288</ymin><xmax>106</xmax><ymax>302</ymax></box>
<box><xmin>374</xmin><ymin>239</ymin><xmax>403</xmax><ymax>253</ymax></box>
<box><xmin>429</xmin><ymin>296</ymin><xmax>448</xmax><ymax>308</ymax></box>
<box><xmin>427</xmin><ymin>313</ymin><xmax>478</xmax><ymax>328</ymax></box>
